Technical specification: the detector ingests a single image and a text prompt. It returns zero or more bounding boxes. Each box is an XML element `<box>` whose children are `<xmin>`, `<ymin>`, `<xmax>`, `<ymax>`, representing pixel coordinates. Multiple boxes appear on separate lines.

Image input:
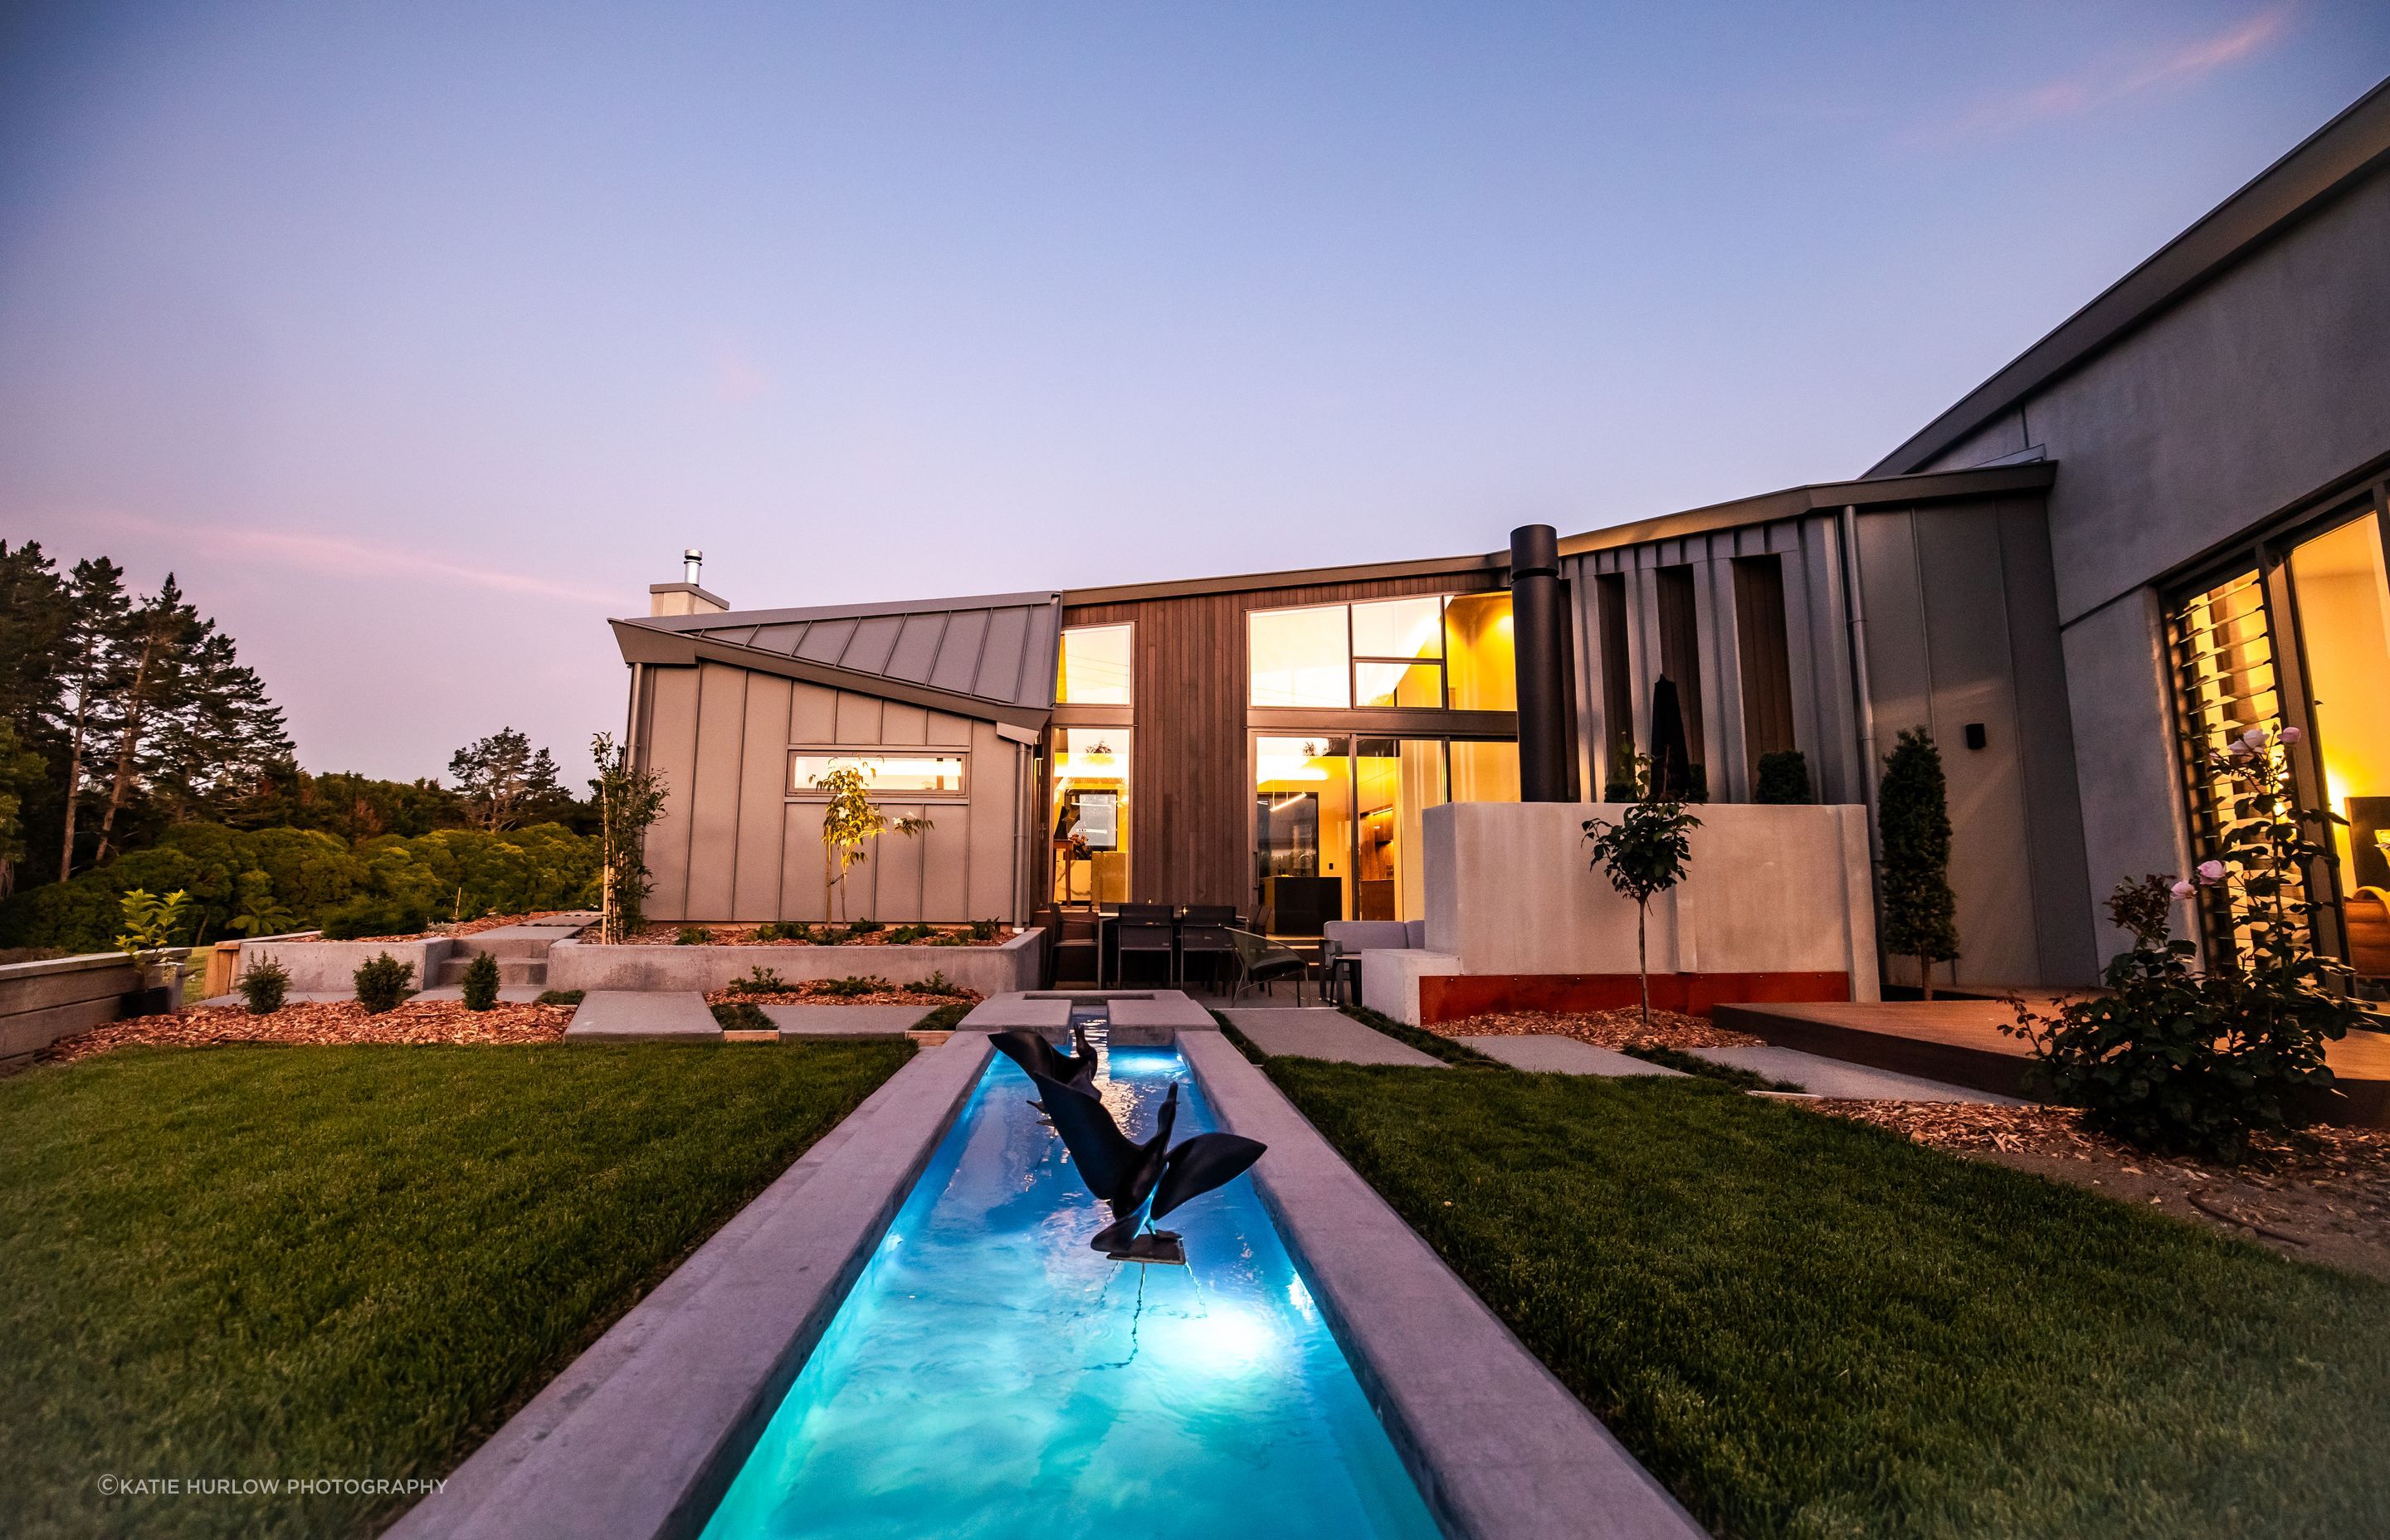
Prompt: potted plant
<box><xmin>115</xmin><ymin>887</ymin><xmax>192</xmax><ymax>1017</ymax></box>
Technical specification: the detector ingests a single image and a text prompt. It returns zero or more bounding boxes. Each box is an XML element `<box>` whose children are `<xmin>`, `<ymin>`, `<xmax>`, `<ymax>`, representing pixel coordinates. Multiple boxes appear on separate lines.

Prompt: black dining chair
<box><xmin>1176</xmin><ymin>905</ymin><xmax>1239</xmax><ymax>992</ymax></box>
<box><xmin>1227</xmin><ymin>928</ymin><xmax>1310</xmax><ymax>1004</ymax></box>
<box><xmin>1114</xmin><ymin>902</ymin><xmax>1177</xmax><ymax>987</ymax></box>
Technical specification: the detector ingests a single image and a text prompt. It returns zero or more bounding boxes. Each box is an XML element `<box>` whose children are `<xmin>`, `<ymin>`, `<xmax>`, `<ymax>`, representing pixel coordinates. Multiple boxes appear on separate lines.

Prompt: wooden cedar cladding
<box><xmin>1060</xmin><ymin>568</ymin><xmax>1509</xmax><ymax>909</ymax></box>
<box><xmin>637</xmin><ymin>660</ymin><xmax>1030</xmax><ymax>924</ymax></box>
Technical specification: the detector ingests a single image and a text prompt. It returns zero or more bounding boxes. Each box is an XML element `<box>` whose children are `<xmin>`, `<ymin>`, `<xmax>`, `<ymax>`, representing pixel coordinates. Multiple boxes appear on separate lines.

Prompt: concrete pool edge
<box><xmin>1178</xmin><ymin>1033</ymin><xmax>1710</xmax><ymax>1540</ymax></box>
<box><xmin>385</xmin><ymin>1034</ymin><xmax>995</xmax><ymax>1540</ymax></box>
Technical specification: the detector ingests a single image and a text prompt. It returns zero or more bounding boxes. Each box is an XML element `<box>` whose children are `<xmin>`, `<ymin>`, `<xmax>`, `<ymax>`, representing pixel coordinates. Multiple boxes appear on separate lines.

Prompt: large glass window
<box><xmin>1449</xmin><ymin>738</ymin><xmax>1520</xmax><ymax>803</ymax></box>
<box><xmin>1355</xmin><ymin>737</ymin><xmax>1448</xmax><ymax>920</ymax></box>
<box><xmin>1255</xmin><ymin>735</ymin><xmax>1350</xmax><ymax>934</ymax></box>
<box><xmin>2287</xmin><ymin>512</ymin><xmax>2390</xmax><ymax>987</ymax></box>
<box><xmin>1248</xmin><ymin>592</ymin><xmax>1516</xmax><ymax>712</ymax></box>
<box><xmin>792</xmin><ymin>752</ymin><xmax>967</xmax><ymax>796</ymax></box>
<box><xmin>1249</xmin><ymin>606</ymin><xmax>1352</xmax><ymax>708</ymax></box>
<box><xmin>1442</xmin><ymin>592</ymin><xmax>1516</xmax><ymax>711</ymax></box>
<box><xmin>1253</xmin><ymin>734</ymin><xmax>1510</xmax><ymax>931</ymax></box>
<box><xmin>1051</xmin><ymin>729</ymin><xmax>1130</xmax><ymax>904</ymax></box>
<box><xmin>1056</xmin><ymin>623</ymin><xmax>1133</xmax><ymax>704</ymax></box>
<box><xmin>2168</xmin><ymin>568</ymin><xmax>2290</xmax><ymax>966</ymax></box>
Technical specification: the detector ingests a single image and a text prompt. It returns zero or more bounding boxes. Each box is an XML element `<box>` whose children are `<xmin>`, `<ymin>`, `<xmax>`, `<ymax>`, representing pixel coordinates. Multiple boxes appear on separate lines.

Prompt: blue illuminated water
<box><xmin>700</xmin><ymin>1036</ymin><xmax>1440</xmax><ymax>1540</ymax></box>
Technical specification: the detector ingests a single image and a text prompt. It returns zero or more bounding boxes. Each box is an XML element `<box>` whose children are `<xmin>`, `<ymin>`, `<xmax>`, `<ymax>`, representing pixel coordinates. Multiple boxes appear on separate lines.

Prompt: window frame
<box><xmin>787</xmin><ymin>747</ymin><xmax>972</xmax><ymax>801</ymax></box>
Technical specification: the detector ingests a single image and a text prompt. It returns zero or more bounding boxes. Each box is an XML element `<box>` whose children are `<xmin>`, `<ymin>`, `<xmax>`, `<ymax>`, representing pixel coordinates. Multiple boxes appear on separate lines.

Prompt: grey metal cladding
<box><xmin>975</xmin><ymin>607</ymin><xmax>1029</xmax><ymax>703</ymax></box>
<box><xmin>885</xmin><ymin>614</ymin><xmax>949</xmax><ymax>684</ymax></box>
<box><xmin>844</xmin><ymin>614</ymin><xmax>905</xmax><ymax>675</ymax></box>
<box><xmin>929</xmin><ymin>610</ymin><xmax>991</xmax><ymax>695</ymax></box>
<box><xmin>746</xmin><ymin>622</ymin><xmax>807</xmax><ymax>655</ymax></box>
<box><xmin>794</xmin><ymin>618</ymin><xmax>856</xmax><ymax>665</ymax></box>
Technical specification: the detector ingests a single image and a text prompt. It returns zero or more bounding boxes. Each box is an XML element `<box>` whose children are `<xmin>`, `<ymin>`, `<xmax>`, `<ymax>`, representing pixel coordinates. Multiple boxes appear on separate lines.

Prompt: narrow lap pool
<box><xmin>700</xmin><ymin>1028</ymin><xmax>1441</xmax><ymax>1540</ymax></box>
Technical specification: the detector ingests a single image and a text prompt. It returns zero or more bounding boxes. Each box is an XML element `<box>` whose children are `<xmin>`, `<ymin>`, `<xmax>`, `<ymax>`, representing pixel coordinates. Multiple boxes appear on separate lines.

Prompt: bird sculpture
<box><xmin>988</xmin><ymin>1025</ymin><xmax>1098</xmax><ymax>1109</ymax></box>
<box><xmin>1028</xmin><ymin>1071</ymin><xmax>1266</xmax><ymax>1265</ymax></box>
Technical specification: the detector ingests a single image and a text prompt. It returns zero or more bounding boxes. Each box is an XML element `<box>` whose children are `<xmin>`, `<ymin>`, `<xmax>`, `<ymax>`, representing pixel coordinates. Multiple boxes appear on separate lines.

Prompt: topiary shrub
<box><xmin>1755</xmin><ymin>749</ymin><xmax>1812</xmax><ymax>805</ymax></box>
<box><xmin>460</xmin><ymin>951</ymin><xmax>501</xmax><ymax>1011</ymax></box>
<box><xmin>237</xmin><ymin>958</ymin><xmax>290</xmax><ymax>1016</ymax></box>
<box><xmin>2007</xmin><ymin>729</ymin><xmax>2361</xmax><ymax>1161</ymax></box>
<box><xmin>1879</xmin><ymin>728</ymin><xmax>1959</xmax><ymax>997</ymax></box>
<box><xmin>353</xmin><ymin>953</ymin><xmax>415</xmax><ymax>1013</ymax></box>
<box><xmin>675</xmin><ymin>925</ymin><xmax>714</xmax><ymax>946</ymax></box>
<box><xmin>320</xmin><ymin>897</ymin><xmax>431</xmax><ymax>941</ymax></box>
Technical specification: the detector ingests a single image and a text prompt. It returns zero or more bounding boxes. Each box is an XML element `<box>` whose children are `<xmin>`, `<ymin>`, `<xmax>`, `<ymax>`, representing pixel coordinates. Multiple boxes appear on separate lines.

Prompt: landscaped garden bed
<box><xmin>0</xmin><ymin>1037</ymin><xmax>913</xmax><ymax>1539</ymax></box>
<box><xmin>702</xmin><ymin>972</ymin><xmax>982</xmax><ymax>1008</ymax></box>
<box><xmin>1817</xmin><ymin>1097</ymin><xmax>2390</xmax><ymax>1281</ymax></box>
<box><xmin>627</xmin><ymin>920</ymin><xmax>1010</xmax><ymax>947</ymax></box>
<box><xmin>328</xmin><ymin>908</ymin><xmax>590</xmax><ymax>943</ymax></box>
<box><xmin>39</xmin><ymin>1000</ymin><xmax>575</xmax><ymax>1063</ymax></box>
<box><xmin>1265</xmin><ymin>1058</ymin><xmax>2390</xmax><ymax>1539</ymax></box>
<box><xmin>1427</xmin><ymin>1005</ymin><xmax>1764</xmax><ymax>1049</ymax></box>
<box><xmin>547</xmin><ymin>926</ymin><xmax>1042</xmax><ymax>997</ymax></box>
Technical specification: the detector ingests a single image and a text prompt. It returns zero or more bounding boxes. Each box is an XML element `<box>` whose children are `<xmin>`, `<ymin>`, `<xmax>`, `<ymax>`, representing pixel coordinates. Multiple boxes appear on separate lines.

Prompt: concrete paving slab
<box><xmin>954</xmin><ymin>994</ymin><xmax>1073</xmax><ymax>1031</ymax></box>
<box><xmin>1181</xmin><ymin>1033</ymin><xmax>1705</xmax><ymax>1540</ymax></box>
<box><xmin>1690</xmin><ymin>1045</ymin><xmax>2026</xmax><ymax>1103</ymax></box>
<box><xmin>760</xmin><ymin>1003</ymin><xmax>925</xmax><ymax>1036</ymax></box>
<box><xmin>1459</xmin><ymin>1035</ymin><xmax>1687</xmax><ymax>1077</ymax></box>
<box><xmin>564</xmin><ymin>990</ymin><xmax>720</xmax><ymax>1040</ymax></box>
<box><xmin>1226</xmin><ymin>1008</ymin><xmax>1442</xmax><ymax>1067</ymax></box>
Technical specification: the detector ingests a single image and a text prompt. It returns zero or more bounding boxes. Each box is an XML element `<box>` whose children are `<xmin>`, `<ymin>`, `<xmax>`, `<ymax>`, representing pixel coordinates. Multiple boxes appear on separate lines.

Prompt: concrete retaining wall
<box><xmin>546</xmin><ymin>929</ymin><xmax>1043</xmax><ymax>997</ymax></box>
<box><xmin>0</xmin><ymin>951</ymin><xmax>148</xmax><ymax>1067</ymax></box>
<box><xmin>237</xmin><ymin>937</ymin><xmax>456</xmax><ymax>995</ymax></box>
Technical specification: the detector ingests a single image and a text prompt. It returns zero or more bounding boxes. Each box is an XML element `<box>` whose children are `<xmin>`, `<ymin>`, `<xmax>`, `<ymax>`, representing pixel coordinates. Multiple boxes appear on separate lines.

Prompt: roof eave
<box><xmin>1555</xmin><ymin>461</ymin><xmax>2056</xmax><ymax>558</ymax></box>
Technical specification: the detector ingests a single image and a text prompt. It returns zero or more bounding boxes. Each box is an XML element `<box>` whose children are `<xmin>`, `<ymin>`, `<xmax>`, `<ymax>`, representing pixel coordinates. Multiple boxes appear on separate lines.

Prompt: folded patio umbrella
<box><xmin>1649</xmin><ymin>675</ymin><xmax>1694</xmax><ymax>799</ymax></box>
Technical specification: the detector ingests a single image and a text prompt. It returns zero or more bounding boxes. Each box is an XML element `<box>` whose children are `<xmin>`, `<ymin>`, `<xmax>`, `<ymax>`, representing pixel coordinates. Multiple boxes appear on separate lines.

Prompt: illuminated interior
<box><xmin>2287</xmin><ymin>510</ymin><xmax>2390</xmax><ymax>982</ymax></box>
<box><xmin>1253</xmin><ymin>735</ymin><xmax>1514</xmax><ymax>931</ymax></box>
<box><xmin>2169</xmin><ymin>568</ymin><xmax>2290</xmax><ymax>965</ymax></box>
<box><xmin>1441</xmin><ymin>592</ymin><xmax>1515</xmax><ymax>711</ymax></box>
<box><xmin>791</xmin><ymin>753</ymin><xmax>967</xmax><ymax>795</ymax></box>
<box><xmin>1247</xmin><ymin>592</ymin><xmax>1515</xmax><ymax>712</ymax></box>
<box><xmin>1056</xmin><ymin>624</ymin><xmax>1134</xmax><ymax>705</ymax></box>
<box><xmin>1050</xmin><ymin>728</ymin><xmax>1130</xmax><ymax>904</ymax></box>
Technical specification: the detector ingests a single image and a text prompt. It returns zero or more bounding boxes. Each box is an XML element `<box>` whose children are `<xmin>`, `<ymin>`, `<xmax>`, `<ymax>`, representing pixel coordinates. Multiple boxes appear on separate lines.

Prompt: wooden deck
<box><xmin>1713</xmin><ymin>1001</ymin><xmax>2390</xmax><ymax>1128</ymax></box>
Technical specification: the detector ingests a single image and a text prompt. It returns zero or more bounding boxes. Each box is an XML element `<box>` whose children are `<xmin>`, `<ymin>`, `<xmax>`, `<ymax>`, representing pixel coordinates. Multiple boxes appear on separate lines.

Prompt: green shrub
<box><xmin>460</xmin><ymin>952</ymin><xmax>501</xmax><ymax>1011</ymax></box>
<box><xmin>710</xmin><ymin>1000</ymin><xmax>773</xmax><ymax>1031</ymax></box>
<box><xmin>237</xmin><ymin>958</ymin><xmax>290</xmax><ymax>1016</ymax></box>
<box><xmin>352</xmin><ymin>953</ymin><xmax>414</xmax><ymax>1013</ymax></box>
<box><xmin>912</xmin><ymin>970</ymin><xmax>969</xmax><ymax>997</ymax></box>
<box><xmin>969</xmin><ymin>918</ymin><xmax>1000</xmax><ymax>941</ymax></box>
<box><xmin>675</xmin><ymin>925</ymin><xmax>714</xmax><ymax>946</ymax></box>
<box><xmin>750</xmin><ymin>921</ymin><xmax>814</xmax><ymax>943</ymax></box>
<box><xmin>320</xmin><ymin>897</ymin><xmax>430</xmax><ymax>941</ymax></box>
<box><xmin>1880</xmin><ymin>728</ymin><xmax>1959</xmax><ymax>997</ymax></box>
<box><xmin>535</xmin><ymin>989</ymin><xmax>584</xmax><ymax>1007</ymax></box>
<box><xmin>812</xmin><ymin>975</ymin><xmax>893</xmax><ymax>997</ymax></box>
<box><xmin>729</xmin><ymin>964</ymin><xmax>789</xmax><ymax>997</ymax></box>
<box><xmin>845</xmin><ymin>919</ymin><xmax>883</xmax><ymax>937</ymax></box>
<box><xmin>885</xmin><ymin>923</ymin><xmax>932</xmax><ymax>944</ymax></box>
<box><xmin>1754</xmin><ymin>749</ymin><xmax>1812</xmax><ymax>804</ymax></box>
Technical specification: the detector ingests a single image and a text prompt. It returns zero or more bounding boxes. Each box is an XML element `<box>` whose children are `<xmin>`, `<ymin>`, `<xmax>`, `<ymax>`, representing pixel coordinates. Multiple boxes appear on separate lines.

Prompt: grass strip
<box><xmin>1210</xmin><ymin>1009</ymin><xmax>1269</xmax><ymax>1064</ymax></box>
<box><xmin>0</xmin><ymin>1039</ymin><xmax>912</xmax><ymax>1540</ymax></box>
<box><xmin>915</xmin><ymin>1001</ymin><xmax>972</xmax><ymax>1031</ymax></box>
<box><xmin>1339</xmin><ymin>1004</ymin><xmax>1510</xmax><ymax>1068</ymax></box>
<box><xmin>1262</xmin><ymin>1060</ymin><xmax>2390</xmax><ymax>1540</ymax></box>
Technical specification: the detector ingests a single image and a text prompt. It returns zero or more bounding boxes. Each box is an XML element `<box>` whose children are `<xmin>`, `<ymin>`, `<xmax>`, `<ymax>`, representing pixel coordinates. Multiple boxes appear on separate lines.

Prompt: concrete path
<box><xmin>760</xmin><ymin>1003</ymin><xmax>926</xmax><ymax>1036</ymax></box>
<box><xmin>1224</xmin><ymin>1007</ymin><xmax>1442</xmax><ymax>1067</ymax></box>
<box><xmin>1458</xmin><ymin>1035</ymin><xmax>1687</xmax><ymax>1077</ymax></box>
<box><xmin>955</xmin><ymin>995</ymin><xmax>1073</xmax><ymax>1031</ymax></box>
<box><xmin>1689</xmin><ymin>1044</ymin><xmax>2025</xmax><ymax>1104</ymax></box>
<box><xmin>563</xmin><ymin>990</ymin><xmax>720</xmax><ymax>1040</ymax></box>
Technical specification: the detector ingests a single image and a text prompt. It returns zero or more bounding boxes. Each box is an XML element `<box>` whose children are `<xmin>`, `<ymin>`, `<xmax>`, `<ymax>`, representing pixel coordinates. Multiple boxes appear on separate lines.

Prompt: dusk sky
<box><xmin>4</xmin><ymin>2</ymin><xmax>2385</xmax><ymax>782</ymax></box>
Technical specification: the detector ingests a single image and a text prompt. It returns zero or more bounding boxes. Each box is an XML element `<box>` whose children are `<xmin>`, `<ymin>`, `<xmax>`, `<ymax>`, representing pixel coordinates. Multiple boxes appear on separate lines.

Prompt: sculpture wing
<box><xmin>1148</xmin><ymin>1133</ymin><xmax>1266</xmax><ymax>1221</ymax></box>
<box><xmin>1030</xmin><ymin>1073</ymin><xmax>1140</xmax><ymax>1201</ymax></box>
<box><xmin>989</xmin><ymin>1029</ymin><xmax>1062</xmax><ymax>1083</ymax></box>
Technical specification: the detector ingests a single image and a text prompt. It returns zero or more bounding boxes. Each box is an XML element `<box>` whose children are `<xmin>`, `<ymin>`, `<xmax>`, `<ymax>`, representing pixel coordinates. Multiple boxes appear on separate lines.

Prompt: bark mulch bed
<box><xmin>626</xmin><ymin>923</ymin><xmax>1006</xmax><ymax>948</ymax></box>
<box><xmin>340</xmin><ymin>909</ymin><xmax>591</xmax><ymax>943</ymax></box>
<box><xmin>1427</xmin><ymin>1006</ymin><xmax>1765</xmax><ymax>1050</ymax></box>
<box><xmin>38</xmin><ymin>1001</ymin><xmax>573</xmax><ymax>1064</ymax></box>
<box><xmin>1817</xmin><ymin>1099</ymin><xmax>2390</xmax><ymax>1282</ymax></box>
<box><xmin>703</xmin><ymin>981</ymin><xmax>982</xmax><ymax>1007</ymax></box>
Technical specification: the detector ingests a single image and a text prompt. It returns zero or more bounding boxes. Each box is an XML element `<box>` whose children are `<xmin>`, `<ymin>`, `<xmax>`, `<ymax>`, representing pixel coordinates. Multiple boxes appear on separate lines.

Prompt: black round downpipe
<box><xmin>1509</xmin><ymin>524</ymin><xmax>1571</xmax><ymax>802</ymax></box>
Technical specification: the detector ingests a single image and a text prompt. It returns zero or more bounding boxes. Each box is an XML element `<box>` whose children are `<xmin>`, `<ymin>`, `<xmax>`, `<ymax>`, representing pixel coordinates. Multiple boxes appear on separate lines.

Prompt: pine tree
<box><xmin>48</xmin><ymin>558</ymin><xmax>131</xmax><ymax>882</ymax></box>
<box><xmin>92</xmin><ymin>574</ymin><xmax>207</xmax><ymax>865</ymax></box>
<box><xmin>1879</xmin><ymin>727</ymin><xmax>1960</xmax><ymax>998</ymax></box>
<box><xmin>448</xmin><ymin>728</ymin><xmax>566</xmax><ymax>831</ymax></box>
<box><xmin>0</xmin><ymin>543</ymin><xmax>72</xmax><ymax>894</ymax></box>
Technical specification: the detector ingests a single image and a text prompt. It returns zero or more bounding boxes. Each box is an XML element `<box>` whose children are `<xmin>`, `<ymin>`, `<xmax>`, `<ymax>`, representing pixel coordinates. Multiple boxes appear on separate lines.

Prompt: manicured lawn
<box><xmin>0</xmin><ymin>1040</ymin><xmax>912</xmax><ymax>1540</ymax></box>
<box><xmin>1266</xmin><ymin>1060</ymin><xmax>2390</xmax><ymax>1540</ymax></box>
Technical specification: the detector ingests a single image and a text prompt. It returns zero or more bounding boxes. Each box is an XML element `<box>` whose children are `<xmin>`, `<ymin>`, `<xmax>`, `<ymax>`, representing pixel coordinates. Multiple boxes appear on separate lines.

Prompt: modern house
<box><xmin>612</xmin><ymin>76</ymin><xmax>2390</xmax><ymax>1001</ymax></box>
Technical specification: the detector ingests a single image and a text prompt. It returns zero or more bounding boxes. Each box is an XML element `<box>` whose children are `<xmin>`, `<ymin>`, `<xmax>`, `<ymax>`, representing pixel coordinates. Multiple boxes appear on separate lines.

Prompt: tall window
<box><xmin>2168</xmin><ymin>568</ymin><xmax>2296</xmax><ymax>965</ymax></box>
<box><xmin>1247</xmin><ymin>593</ymin><xmax>1515</xmax><ymax>711</ymax></box>
<box><xmin>2285</xmin><ymin>510</ymin><xmax>2390</xmax><ymax>992</ymax></box>
<box><xmin>1056</xmin><ymin>624</ymin><xmax>1133</xmax><ymax>704</ymax></box>
<box><xmin>1655</xmin><ymin>565</ymin><xmax>1706</xmax><ymax>790</ymax></box>
<box><xmin>1595</xmin><ymin>573</ymin><xmax>1634</xmax><ymax>792</ymax></box>
<box><xmin>1733</xmin><ymin>555</ymin><xmax>1797</xmax><ymax>782</ymax></box>
<box><xmin>1051</xmin><ymin>728</ymin><xmax>1131</xmax><ymax>904</ymax></box>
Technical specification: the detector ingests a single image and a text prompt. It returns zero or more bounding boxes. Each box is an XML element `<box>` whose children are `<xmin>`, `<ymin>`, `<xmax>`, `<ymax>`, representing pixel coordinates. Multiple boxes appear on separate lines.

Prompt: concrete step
<box><xmin>435</xmin><ymin>956</ymin><xmax>549</xmax><ymax>987</ymax></box>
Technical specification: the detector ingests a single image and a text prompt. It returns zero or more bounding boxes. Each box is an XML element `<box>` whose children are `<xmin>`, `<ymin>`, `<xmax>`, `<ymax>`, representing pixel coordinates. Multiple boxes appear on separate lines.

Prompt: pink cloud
<box><xmin>1925</xmin><ymin>4</ymin><xmax>2293</xmax><ymax>143</ymax></box>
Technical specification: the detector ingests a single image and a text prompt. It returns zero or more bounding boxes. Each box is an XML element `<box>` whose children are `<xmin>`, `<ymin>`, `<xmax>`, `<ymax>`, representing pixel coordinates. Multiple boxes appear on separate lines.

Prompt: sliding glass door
<box><xmin>1252</xmin><ymin>735</ymin><xmax>1511</xmax><ymax>933</ymax></box>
